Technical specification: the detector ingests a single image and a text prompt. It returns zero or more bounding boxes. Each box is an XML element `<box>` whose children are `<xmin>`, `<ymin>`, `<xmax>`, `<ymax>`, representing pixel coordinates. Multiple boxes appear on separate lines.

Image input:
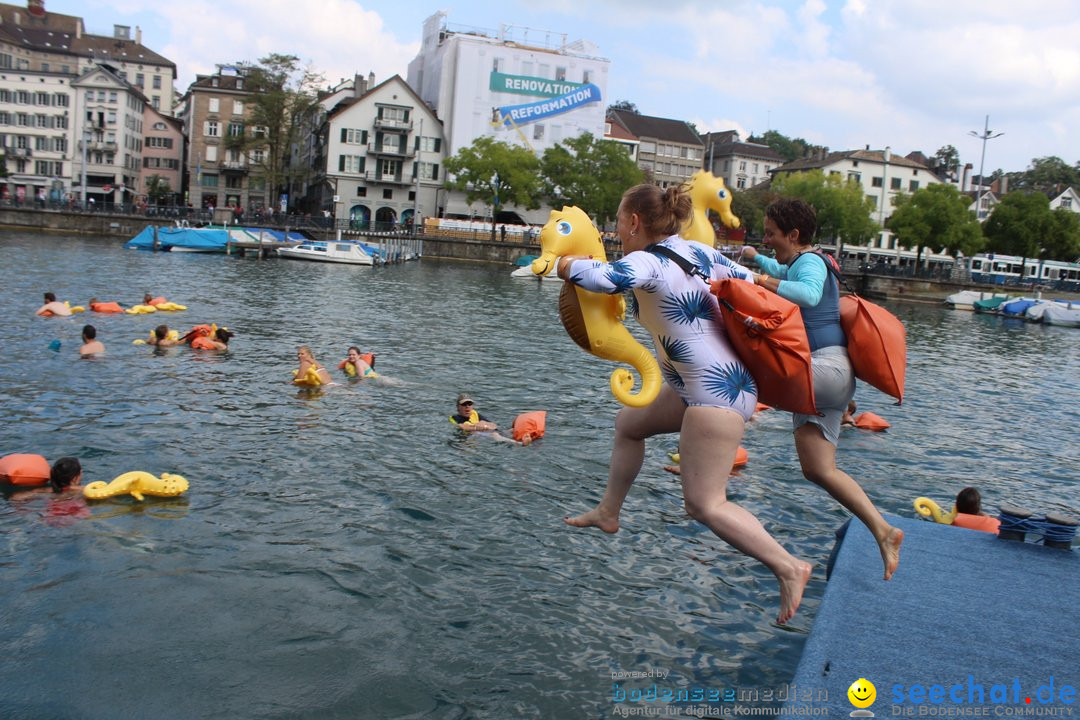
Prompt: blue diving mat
<box><xmin>784</xmin><ymin>514</ymin><xmax>1078</xmax><ymax>715</ymax></box>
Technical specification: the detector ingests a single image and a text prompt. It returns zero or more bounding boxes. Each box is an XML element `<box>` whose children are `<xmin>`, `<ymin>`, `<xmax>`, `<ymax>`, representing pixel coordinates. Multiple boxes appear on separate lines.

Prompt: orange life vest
<box><xmin>337</xmin><ymin>353</ymin><xmax>375</xmax><ymax>375</ymax></box>
<box><xmin>182</xmin><ymin>325</ymin><xmax>213</xmax><ymax>344</ymax></box>
<box><xmin>0</xmin><ymin>453</ymin><xmax>51</xmax><ymax>487</ymax></box>
<box><xmin>190</xmin><ymin>336</ymin><xmax>218</xmax><ymax>350</ymax></box>
<box><xmin>90</xmin><ymin>301</ymin><xmax>124</xmax><ymax>313</ymax></box>
<box><xmin>952</xmin><ymin>513</ymin><xmax>1000</xmax><ymax>534</ymax></box>
<box><xmin>512</xmin><ymin>411</ymin><xmax>547</xmax><ymax>442</ymax></box>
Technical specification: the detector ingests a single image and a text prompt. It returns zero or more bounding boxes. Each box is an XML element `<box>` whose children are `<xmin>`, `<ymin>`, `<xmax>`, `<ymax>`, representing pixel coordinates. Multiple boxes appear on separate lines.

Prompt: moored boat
<box><xmin>276</xmin><ymin>239</ymin><xmax>378</xmax><ymax>266</ymax></box>
<box><xmin>945</xmin><ymin>290</ymin><xmax>1010</xmax><ymax>311</ymax></box>
<box><xmin>1039</xmin><ymin>302</ymin><xmax>1080</xmax><ymax>327</ymax></box>
<box><xmin>125</xmin><ymin>225</ymin><xmax>230</xmax><ymax>253</ymax></box>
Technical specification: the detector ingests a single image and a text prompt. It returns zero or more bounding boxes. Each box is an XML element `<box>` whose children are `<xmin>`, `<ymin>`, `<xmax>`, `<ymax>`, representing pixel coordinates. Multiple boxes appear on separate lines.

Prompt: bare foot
<box><xmin>662</xmin><ymin>464</ymin><xmax>681</xmax><ymax>476</ymax></box>
<box><xmin>564</xmin><ymin>507</ymin><xmax>620</xmax><ymax>534</ymax></box>
<box><xmin>776</xmin><ymin>560</ymin><xmax>813</xmax><ymax>625</ymax></box>
<box><xmin>879</xmin><ymin>526</ymin><xmax>904</xmax><ymax>580</ymax></box>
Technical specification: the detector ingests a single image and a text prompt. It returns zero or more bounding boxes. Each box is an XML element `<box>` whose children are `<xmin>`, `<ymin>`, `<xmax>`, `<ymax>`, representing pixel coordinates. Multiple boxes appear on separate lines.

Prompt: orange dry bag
<box><xmin>90</xmin><ymin>301</ymin><xmax>124</xmax><ymax>313</ymax></box>
<box><xmin>820</xmin><ymin>254</ymin><xmax>907</xmax><ymax>404</ymax></box>
<box><xmin>646</xmin><ymin>244</ymin><xmax>817</xmax><ymax>416</ymax></box>
<box><xmin>0</xmin><ymin>453</ymin><xmax>51</xmax><ymax>487</ymax></box>
<box><xmin>190</xmin><ymin>336</ymin><xmax>217</xmax><ymax>350</ymax></box>
<box><xmin>710</xmin><ymin>278</ymin><xmax>818</xmax><ymax>415</ymax></box>
<box><xmin>512</xmin><ymin>411</ymin><xmax>546</xmax><ymax>442</ymax></box>
<box><xmin>952</xmin><ymin>513</ymin><xmax>1000</xmax><ymax>534</ymax></box>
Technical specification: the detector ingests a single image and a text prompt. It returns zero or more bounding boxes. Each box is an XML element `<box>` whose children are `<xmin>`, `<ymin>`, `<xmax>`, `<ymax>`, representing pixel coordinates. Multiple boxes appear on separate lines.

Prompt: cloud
<box><xmin>154</xmin><ymin>0</ymin><xmax>418</xmax><ymax>91</ymax></box>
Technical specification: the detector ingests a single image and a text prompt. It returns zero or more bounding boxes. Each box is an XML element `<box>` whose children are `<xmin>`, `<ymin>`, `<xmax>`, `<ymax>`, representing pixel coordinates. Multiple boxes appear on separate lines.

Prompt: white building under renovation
<box><xmin>407</xmin><ymin>11</ymin><xmax>610</xmax><ymax>222</ymax></box>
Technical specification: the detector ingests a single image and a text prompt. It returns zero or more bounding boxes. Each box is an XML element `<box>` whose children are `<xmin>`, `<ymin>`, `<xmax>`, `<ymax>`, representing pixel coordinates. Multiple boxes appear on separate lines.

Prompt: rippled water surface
<box><xmin>1</xmin><ymin>232</ymin><xmax>1077</xmax><ymax>719</ymax></box>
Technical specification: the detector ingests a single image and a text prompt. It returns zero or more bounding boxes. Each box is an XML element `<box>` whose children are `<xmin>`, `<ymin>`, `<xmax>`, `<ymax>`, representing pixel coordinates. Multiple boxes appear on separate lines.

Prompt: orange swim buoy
<box><xmin>733</xmin><ymin>446</ymin><xmax>749</xmax><ymax>468</ymax></box>
<box><xmin>512</xmin><ymin>411</ymin><xmax>546</xmax><ymax>442</ymax></box>
<box><xmin>853</xmin><ymin>412</ymin><xmax>890</xmax><ymax>431</ymax></box>
<box><xmin>0</xmin><ymin>453</ymin><xmax>51</xmax><ymax>487</ymax></box>
<box><xmin>90</xmin><ymin>301</ymin><xmax>124</xmax><ymax>313</ymax></box>
<box><xmin>190</xmin><ymin>336</ymin><xmax>217</xmax><ymax>350</ymax></box>
<box><xmin>148</xmin><ymin>296</ymin><xmax>167</xmax><ymax>306</ymax></box>
<box><xmin>952</xmin><ymin>513</ymin><xmax>1000</xmax><ymax>534</ymax></box>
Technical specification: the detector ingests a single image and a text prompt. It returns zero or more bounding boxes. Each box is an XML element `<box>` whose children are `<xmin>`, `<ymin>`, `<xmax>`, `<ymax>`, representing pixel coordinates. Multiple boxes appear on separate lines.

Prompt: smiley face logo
<box><xmin>848</xmin><ymin>678</ymin><xmax>876</xmax><ymax>708</ymax></box>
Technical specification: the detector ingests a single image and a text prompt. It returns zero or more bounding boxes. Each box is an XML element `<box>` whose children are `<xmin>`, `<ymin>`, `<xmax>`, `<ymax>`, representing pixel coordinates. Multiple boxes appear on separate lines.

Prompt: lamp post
<box><xmin>878</xmin><ymin>146</ymin><xmax>891</xmax><ymax>257</ymax></box>
<box><xmin>968</xmin><ymin>115</ymin><xmax>1004</xmax><ymax>221</ymax></box>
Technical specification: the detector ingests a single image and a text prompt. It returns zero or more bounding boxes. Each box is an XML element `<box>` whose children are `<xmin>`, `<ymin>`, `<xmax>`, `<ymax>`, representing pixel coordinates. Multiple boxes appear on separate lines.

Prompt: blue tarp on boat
<box><xmin>1000</xmin><ymin>298</ymin><xmax>1037</xmax><ymax>316</ymax></box>
<box><xmin>125</xmin><ymin>226</ymin><xmax>230</xmax><ymax>252</ymax></box>
<box><xmin>236</xmin><ymin>227</ymin><xmax>308</xmax><ymax>243</ymax></box>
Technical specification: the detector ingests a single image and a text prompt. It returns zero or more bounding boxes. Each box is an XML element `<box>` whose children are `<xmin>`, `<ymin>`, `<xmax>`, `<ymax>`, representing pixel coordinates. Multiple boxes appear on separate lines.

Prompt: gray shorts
<box><xmin>792</xmin><ymin>345</ymin><xmax>856</xmax><ymax>446</ymax></box>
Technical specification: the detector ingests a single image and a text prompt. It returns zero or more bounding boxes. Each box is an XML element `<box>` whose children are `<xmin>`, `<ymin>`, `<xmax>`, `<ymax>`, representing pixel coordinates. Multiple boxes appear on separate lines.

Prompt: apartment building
<box><xmin>607</xmin><ymin>109</ymin><xmax>703</xmax><ymax>188</ymax></box>
<box><xmin>308</xmin><ymin>75</ymin><xmax>444</xmax><ymax>228</ymax></box>
<box><xmin>702</xmin><ymin>130</ymin><xmax>783</xmax><ymax>189</ymax></box>
<box><xmin>71</xmin><ymin>63</ymin><xmax>145</xmax><ymax>205</ymax></box>
<box><xmin>181</xmin><ymin>66</ymin><xmax>268</xmax><ymax>211</ymax></box>
<box><xmin>140</xmin><ymin>103</ymin><xmax>183</xmax><ymax>205</ymax></box>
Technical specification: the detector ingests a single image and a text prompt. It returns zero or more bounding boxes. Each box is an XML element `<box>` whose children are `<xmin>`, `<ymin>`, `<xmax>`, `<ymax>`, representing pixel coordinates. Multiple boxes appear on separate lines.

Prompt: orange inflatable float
<box><xmin>90</xmin><ymin>301</ymin><xmax>124</xmax><ymax>313</ymax></box>
<box><xmin>512</xmin><ymin>411</ymin><xmax>546</xmax><ymax>442</ymax></box>
<box><xmin>0</xmin><ymin>453</ymin><xmax>51</xmax><ymax>487</ymax></box>
<box><xmin>852</xmin><ymin>412</ymin><xmax>890</xmax><ymax>431</ymax></box>
<box><xmin>952</xmin><ymin>513</ymin><xmax>1001</xmax><ymax>534</ymax></box>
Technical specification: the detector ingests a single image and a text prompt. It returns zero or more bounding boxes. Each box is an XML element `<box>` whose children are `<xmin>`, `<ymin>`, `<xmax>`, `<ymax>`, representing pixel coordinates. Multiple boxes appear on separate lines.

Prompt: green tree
<box><xmin>983</xmin><ymin>192</ymin><xmax>1055</xmax><ymax>279</ymax></box>
<box><xmin>539</xmin><ymin>132</ymin><xmax>644</xmax><ymax>226</ymax></box>
<box><xmin>235</xmin><ymin>54</ymin><xmax>324</xmax><ymax>201</ymax></box>
<box><xmin>1043</xmin><ymin>208</ymin><xmax>1080</xmax><ymax>262</ymax></box>
<box><xmin>753</xmin><ymin>130</ymin><xmax>826</xmax><ymax>164</ymax></box>
<box><xmin>1007</xmin><ymin>156</ymin><xmax>1080</xmax><ymax>194</ymax></box>
<box><xmin>886</xmin><ymin>183</ymin><xmax>984</xmax><ymax>268</ymax></box>
<box><xmin>443</xmin><ymin>136</ymin><xmax>542</xmax><ymax>240</ymax></box>
<box><xmin>730</xmin><ymin>185</ymin><xmax>776</xmax><ymax>240</ymax></box>
<box><xmin>145</xmin><ymin>174</ymin><xmax>172</xmax><ymax>206</ymax></box>
<box><xmin>772</xmin><ymin>170</ymin><xmax>877</xmax><ymax>249</ymax></box>
<box><xmin>607</xmin><ymin>100</ymin><xmax>639</xmax><ymax>114</ymax></box>
<box><xmin>933</xmin><ymin>145</ymin><xmax>960</xmax><ymax>180</ymax></box>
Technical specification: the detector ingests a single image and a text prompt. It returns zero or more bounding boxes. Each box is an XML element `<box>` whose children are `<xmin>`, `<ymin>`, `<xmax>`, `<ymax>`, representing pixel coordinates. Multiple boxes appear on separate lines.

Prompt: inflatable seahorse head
<box><xmin>531</xmin><ymin>206</ymin><xmax>607</xmax><ymax>278</ymax></box>
<box><xmin>84</xmin><ymin>471</ymin><xmax>189</xmax><ymax>501</ymax></box>
<box><xmin>681</xmin><ymin>170</ymin><xmax>740</xmax><ymax>245</ymax></box>
<box><xmin>533</xmin><ymin>206</ymin><xmax>662</xmax><ymax>408</ymax></box>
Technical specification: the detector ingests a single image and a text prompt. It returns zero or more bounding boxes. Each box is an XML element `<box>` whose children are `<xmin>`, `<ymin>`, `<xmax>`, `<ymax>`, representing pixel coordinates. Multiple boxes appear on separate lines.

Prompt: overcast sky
<box><xmin>48</xmin><ymin>0</ymin><xmax>1080</xmax><ymax>174</ymax></box>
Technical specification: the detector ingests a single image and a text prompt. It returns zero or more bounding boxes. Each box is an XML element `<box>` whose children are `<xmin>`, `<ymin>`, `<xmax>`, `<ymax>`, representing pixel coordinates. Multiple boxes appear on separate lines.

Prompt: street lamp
<box><xmin>879</xmin><ymin>146</ymin><xmax>891</xmax><ymax>254</ymax></box>
<box><xmin>968</xmin><ymin>115</ymin><xmax>1004</xmax><ymax>221</ymax></box>
<box><xmin>80</xmin><ymin>128</ymin><xmax>91</xmax><ymax>207</ymax></box>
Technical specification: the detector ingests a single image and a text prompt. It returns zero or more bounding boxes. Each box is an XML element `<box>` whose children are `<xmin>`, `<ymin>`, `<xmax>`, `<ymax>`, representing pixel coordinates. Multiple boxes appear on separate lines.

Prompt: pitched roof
<box><xmin>607</xmin><ymin>109</ymin><xmax>702</xmax><ymax>146</ymax></box>
<box><xmin>72</xmin><ymin>32</ymin><xmax>174</xmax><ymax>71</ymax></box>
<box><xmin>327</xmin><ymin>74</ymin><xmax>442</xmax><ymax>126</ymax></box>
<box><xmin>774</xmin><ymin>148</ymin><xmax>931</xmax><ymax>174</ymax></box>
<box><xmin>604</xmin><ymin>119</ymin><xmax>637</xmax><ymax>142</ymax></box>
<box><xmin>72</xmin><ymin>62</ymin><xmax>149</xmax><ymax>103</ymax></box>
<box><xmin>0</xmin><ymin>1</ymin><xmax>80</xmax><ymax>53</ymax></box>
<box><xmin>705</xmin><ymin>137</ymin><xmax>783</xmax><ymax>162</ymax></box>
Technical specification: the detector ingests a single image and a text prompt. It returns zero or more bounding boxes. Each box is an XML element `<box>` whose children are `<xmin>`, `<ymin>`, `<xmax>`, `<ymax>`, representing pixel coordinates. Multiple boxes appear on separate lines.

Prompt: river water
<box><xmin>0</xmin><ymin>231</ymin><xmax>1077</xmax><ymax>720</ymax></box>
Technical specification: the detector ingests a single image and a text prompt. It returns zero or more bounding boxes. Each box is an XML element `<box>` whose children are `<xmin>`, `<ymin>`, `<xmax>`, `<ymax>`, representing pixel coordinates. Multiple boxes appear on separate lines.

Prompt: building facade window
<box><xmin>871</xmin><ymin>176</ymin><xmax>883</xmax><ymax>188</ymax></box>
<box><xmin>208</xmin><ymin>98</ymin><xmax>220</xmax><ymax>113</ymax></box>
<box><xmin>153</xmin><ymin>75</ymin><xmax>161</xmax><ymax>89</ymax></box>
<box><xmin>205</xmin><ymin>121</ymin><xmax>219</xmax><ymax>137</ymax></box>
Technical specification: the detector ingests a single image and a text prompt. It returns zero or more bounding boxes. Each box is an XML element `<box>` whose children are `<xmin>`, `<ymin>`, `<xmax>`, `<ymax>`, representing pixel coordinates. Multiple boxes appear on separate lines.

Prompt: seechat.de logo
<box><xmin>848</xmin><ymin>678</ymin><xmax>877</xmax><ymax>717</ymax></box>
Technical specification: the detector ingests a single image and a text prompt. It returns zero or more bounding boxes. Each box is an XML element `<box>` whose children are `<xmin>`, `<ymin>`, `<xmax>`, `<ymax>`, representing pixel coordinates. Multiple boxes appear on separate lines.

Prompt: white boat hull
<box><xmin>277</xmin><ymin>242</ymin><xmax>375</xmax><ymax>266</ymax></box>
<box><xmin>511</xmin><ymin>264</ymin><xmax>562</xmax><ymax>281</ymax></box>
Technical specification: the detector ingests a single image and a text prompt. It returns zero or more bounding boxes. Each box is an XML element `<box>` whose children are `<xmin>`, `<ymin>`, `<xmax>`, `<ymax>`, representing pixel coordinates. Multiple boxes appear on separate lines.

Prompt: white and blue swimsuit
<box><xmin>567</xmin><ymin>235</ymin><xmax>758</xmax><ymax>421</ymax></box>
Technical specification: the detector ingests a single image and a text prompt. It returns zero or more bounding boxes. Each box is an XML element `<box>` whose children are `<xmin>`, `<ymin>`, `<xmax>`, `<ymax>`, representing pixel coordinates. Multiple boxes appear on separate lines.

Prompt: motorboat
<box><xmin>125</xmin><ymin>225</ymin><xmax>230</xmax><ymax>253</ymax></box>
<box><xmin>1036</xmin><ymin>301</ymin><xmax>1080</xmax><ymax>327</ymax></box>
<box><xmin>276</xmin><ymin>239</ymin><xmax>378</xmax><ymax>266</ymax></box>
<box><xmin>510</xmin><ymin>254</ymin><xmax>561</xmax><ymax>281</ymax></box>
<box><xmin>944</xmin><ymin>290</ymin><xmax>1010</xmax><ymax>311</ymax></box>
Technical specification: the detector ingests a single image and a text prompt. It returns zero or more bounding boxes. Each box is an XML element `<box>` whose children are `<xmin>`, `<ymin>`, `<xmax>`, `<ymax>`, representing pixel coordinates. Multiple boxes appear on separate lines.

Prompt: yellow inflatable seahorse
<box><xmin>681</xmin><ymin>170</ymin><xmax>740</xmax><ymax>245</ymax></box>
<box><xmin>83</xmin><ymin>471</ymin><xmax>189</xmax><ymax>501</ymax></box>
<box><xmin>531</xmin><ymin>206</ymin><xmax>661</xmax><ymax>408</ymax></box>
<box><xmin>913</xmin><ymin>497</ymin><xmax>958</xmax><ymax>525</ymax></box>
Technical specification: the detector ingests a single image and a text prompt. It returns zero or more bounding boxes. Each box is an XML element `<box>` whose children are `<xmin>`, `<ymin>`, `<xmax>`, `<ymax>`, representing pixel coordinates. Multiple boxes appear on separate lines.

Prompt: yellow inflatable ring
<box><xmin>153</xmin><ymin>302</ymin><xmax>188</xmax><ymax>311</ymax></box>
<box><xmin>124</xmin><ymin>304</ymin><xmax>158</xmax><ymax>315</ymax></box>
<box><xmin>133</xmin><ymin>329</ymin><xmax>180</xmax><ymax>345</ymax></box>
<box><xmin>83</xmin><ymin>471</ymin><xmax>189</xmax><ymax>501</ymax></box>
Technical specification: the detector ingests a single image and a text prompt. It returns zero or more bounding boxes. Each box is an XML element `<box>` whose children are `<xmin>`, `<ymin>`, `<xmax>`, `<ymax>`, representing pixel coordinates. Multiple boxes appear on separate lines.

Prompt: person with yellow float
<box><xmin>338</xmin><ymin>346</ymin><xmax>377</xmax><ymax>378</ymax></box>
<box><xmin>450</xmin><ymin>394</ymin><xmax>535</xmax><ymax>445</ymax></box>
<box><xmin>293</xmin><ymin>345</ymin><xmax>333</xmax><ymax>387</ymax></box>
<box><xmin>556</xmin><ymin>182</ymin><xmax>812</xmax><ymax>625</ymax></box>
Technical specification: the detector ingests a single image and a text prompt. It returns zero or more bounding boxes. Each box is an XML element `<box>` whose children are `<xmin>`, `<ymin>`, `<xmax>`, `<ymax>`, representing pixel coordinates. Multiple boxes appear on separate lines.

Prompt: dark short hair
<box><xmin>956</xmin><ymin>487</ymin><xmax>982</xmax><ymax>515</ymax></box>
<box><xmin>82</xmin><ymin>324</ymin><xmax>97</xmax><ymax>340</ymax></box>
<box><xmin>216</xmin><ymin>329</ymin><xmax>234</xmax><ymax>344</ymax></box>
<box><xmin>49</xmin><ymin>457</ymin><xmax>81</xmax><ymax>493</ymax></box>
<box><xmin>154</xmin><ymin>325</ymin><xmax>169</xmax><ymax>339</ymax></box>
<box><xmin>765</xmin><ymin>197</ymin><xmax>818</xmax><ymax>246</ymax></box>
<box><xmin>44</xmin><ymin>292</ymin><xmax>56</xmax><ymax>302</ymax></box>
<box><xmin>348</xmin><ymin>346</ymin><xmax>361</xmax><ymax>355</ymax></box>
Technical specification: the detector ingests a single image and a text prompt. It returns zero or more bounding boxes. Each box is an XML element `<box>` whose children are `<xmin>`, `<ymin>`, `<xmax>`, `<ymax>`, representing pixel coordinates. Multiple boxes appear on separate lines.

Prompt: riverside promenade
<box><xmin>3</xmin><ymin>204</ymin><xmax>1076</xmax><ymax>305</ymax></box>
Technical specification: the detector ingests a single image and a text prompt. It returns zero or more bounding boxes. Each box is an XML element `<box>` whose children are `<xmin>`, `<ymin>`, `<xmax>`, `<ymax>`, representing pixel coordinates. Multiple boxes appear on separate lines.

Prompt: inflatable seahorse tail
<box><xmin>608</xmin><ymin>339</ymin><xmax>663</xmax><ymax>408</ymax></box>
<box><xmin>913</xmin><ymin>497</ymin><xmax>957</xmax><ymax>525</ymax></box>
<box><xmin>83</xmin><ymin>471</ymin><xmax>150</xmax><ymax>500</ymax></box>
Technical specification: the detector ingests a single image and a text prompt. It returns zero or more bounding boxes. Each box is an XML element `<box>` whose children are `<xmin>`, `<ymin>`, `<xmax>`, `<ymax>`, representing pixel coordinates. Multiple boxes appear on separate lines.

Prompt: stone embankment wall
<box><xmin>4</xmin><ymin>209</ymin><xmax>1077</xmax><ymax>304</ymax></box>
